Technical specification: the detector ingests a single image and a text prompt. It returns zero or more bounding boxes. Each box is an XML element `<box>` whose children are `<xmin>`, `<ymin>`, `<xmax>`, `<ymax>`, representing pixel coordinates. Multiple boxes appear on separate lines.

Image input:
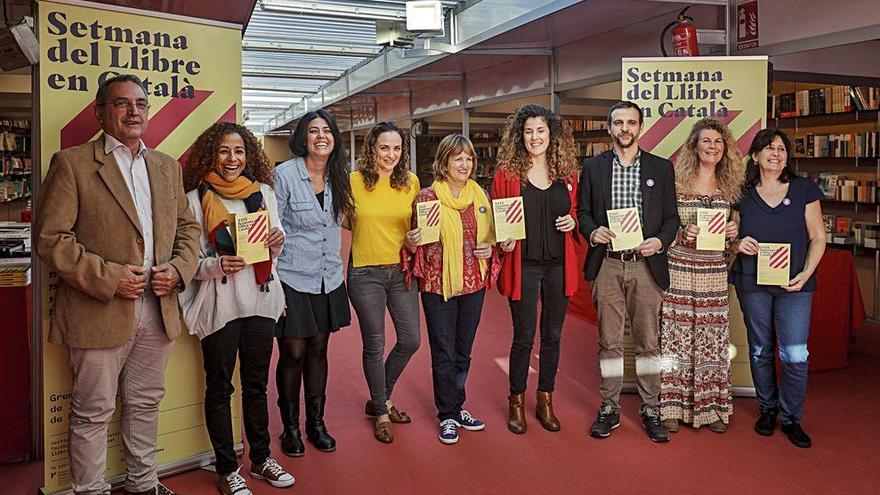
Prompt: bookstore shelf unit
<box><xmin>0</xmin><ymin>122</ymin><xmax>32</xmax><ymax>222</ymax></box>
<box><xmin>768</xmin><ymin>79</ymin><xmax>880</xmax><ymax>318</ymax></box>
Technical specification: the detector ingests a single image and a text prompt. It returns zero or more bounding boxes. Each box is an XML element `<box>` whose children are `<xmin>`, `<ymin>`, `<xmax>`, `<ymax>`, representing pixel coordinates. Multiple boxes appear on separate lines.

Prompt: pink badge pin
<box><xmin>646</xmin><ymin>179</ymin><xmax>655</xmax><ymax>187</ymax></box>
<box><xmin>783</xmin><ymin>198</ymin><xmax>791</xmax><ymax>206</ymax></box>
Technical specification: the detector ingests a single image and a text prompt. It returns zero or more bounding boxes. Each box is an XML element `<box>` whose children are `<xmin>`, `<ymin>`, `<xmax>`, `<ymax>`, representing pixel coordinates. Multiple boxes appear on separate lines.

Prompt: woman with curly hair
<box><xmin>273</xmin><ymin>110</ymin><xmax>354</xmax><ymax>457</ymax></box>
<box><xmin>179</xmin><ymin>122</ymin><xmax>294</xmax><ymax>494</ymax></box>
<box><xmin>660</xmin><ymin>118</ymin><xmax>743</xmax><ymax>434</ymax></box>
<box><xmin>491</xmin><ymin>104</ymin><xmax>581</xmax><ymax>434</ymax></box>
<box><xmin>347</xmin><ymin>121</ymin><xmax>421</xmax><ymax>443</ymax></box>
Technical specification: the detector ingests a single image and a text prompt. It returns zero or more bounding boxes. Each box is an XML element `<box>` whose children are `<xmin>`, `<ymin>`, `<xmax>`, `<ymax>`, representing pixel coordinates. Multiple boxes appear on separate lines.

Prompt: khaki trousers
<box><xmin>67</xmin><ymin>293</ymin><xmax>174</xmax><ymax>495</ymax></box>
<box><xmin>591</xmin><ymin>258</ymin><xmax>663</xmax><ymax>414</ymax></box>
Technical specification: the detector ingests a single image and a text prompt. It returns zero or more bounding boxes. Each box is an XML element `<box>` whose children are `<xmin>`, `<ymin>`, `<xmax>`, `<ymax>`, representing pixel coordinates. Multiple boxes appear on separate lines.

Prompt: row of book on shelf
<box><xmin>768</xmin><ymin>85</ymin><xmax>880</xmax><ymax>118</ymax></box>
<box><xmin>823</xmin><ymin>215</ymin><xmax>880</xmax><ymax>248</ymax></box>
<box><xmin>0</xmin><ymin>222</ymin><xmax>30</xmax><ymax>287</ymax></box>
<box><xmin>563</xmin><ymin>119</ymin><xmax>608</xmax><ymax>132</ymax></box>
<box><xmin>1</xmin><ymin>131</ymin><xmax>29</xmax><ymax>152</ymax></box>
<box><xmin>793</xmin><ymin>132</ymin><xmax>879</xmax><ymax>158</ymax></box>
<box><xmin>808</xmin><ymin>172</ymin><xmax>877</xmax><ymax>203</ymax></box>
<box><xmin>0</xmin><ymin>178</ymin><xmax>30</xmax><ymax>202</ymax></box>
<box><xmin>1</xmin><ymin>156</ymin><xmax>32</xmax><ymax>176</ymax></box>
<box><xmin>0</xmin><ymin>120</ymin><xmax>29</xmax><ymax>129</ymax></box>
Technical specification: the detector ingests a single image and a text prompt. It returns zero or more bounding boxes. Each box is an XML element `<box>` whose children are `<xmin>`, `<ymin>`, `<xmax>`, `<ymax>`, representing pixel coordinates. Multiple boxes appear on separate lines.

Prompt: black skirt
<box><xmin>275</xmin><ymin>280</ymin><xmax>352</xmax><ymax>339</ymax></box>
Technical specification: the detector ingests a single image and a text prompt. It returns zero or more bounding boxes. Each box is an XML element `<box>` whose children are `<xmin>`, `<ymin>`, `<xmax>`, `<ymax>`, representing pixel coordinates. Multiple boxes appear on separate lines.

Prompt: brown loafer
<box><xmin>662</xmin><ymin>419</ymin><xmax>680</xmax><ymax>433</ymax></box>
<box><xmin>374</xmin><ymin>417</ymin><xmax>393</xmax><ymax>443</ymax></box>
<box><xmin>706</xmin><ymin>420</ymin><xmax>727</xmax><ymax>433</ymax></box>
<box><xmin>364</xmin><ymin>400</ymin><xmax>412</xmax><ymax>424</ymax></box>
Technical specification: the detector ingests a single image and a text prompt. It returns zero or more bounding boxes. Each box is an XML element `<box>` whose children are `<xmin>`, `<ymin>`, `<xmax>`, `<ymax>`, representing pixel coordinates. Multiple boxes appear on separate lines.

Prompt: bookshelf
<box><xmin>0</xmin><ymin>121</ymin><xmax>32</xmax><ymax>222</ymax></box>
<box><xmin>768</xmin><ymin>80</ymin><xmax>880</xmax><ymax>317</ymax></box>
<box><xmin>414</xmin><ymin>132</ymin><xmax>501</xmax><ymax>191</ymax></box>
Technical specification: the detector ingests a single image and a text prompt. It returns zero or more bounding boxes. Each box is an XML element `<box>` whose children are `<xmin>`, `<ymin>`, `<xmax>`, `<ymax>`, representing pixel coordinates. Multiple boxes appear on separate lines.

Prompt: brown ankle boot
<box><xmin>535</xmin><ymin>390</ymin><xmax>561</xmax><ymax>431</ymax></box>
<box><xmin>507</xmin><ymin>393</ymin><xmax>527</xmax><ymax>434</ymax></box>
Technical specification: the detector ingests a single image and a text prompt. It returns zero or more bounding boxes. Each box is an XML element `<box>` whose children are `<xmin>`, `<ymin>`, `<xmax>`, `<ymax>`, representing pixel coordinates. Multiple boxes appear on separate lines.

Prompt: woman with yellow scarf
<box><xmin>403</xmin><ymin>134</ymin><xmax>500</xmax><ymax>445</ymax></box>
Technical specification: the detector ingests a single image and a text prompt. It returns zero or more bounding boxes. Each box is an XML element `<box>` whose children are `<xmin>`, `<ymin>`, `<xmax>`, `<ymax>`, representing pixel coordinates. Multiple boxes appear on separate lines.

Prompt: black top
<box><xmin>522</xmin><ymin>180</ymin><xmax>570</xmax><ymax>263</ymax></box>
<box><xmin>316</xmin><ymin>190</ymin><xmax>325</xmax><ymax>209</ymax></box>
<box><xmin>729</xmin><ymin>177</ymin><xmax>824</xmax><ymax>293</ymax></box>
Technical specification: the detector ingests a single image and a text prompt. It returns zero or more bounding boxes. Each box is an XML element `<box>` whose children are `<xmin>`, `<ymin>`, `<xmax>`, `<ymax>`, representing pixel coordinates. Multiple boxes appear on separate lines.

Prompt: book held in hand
<box><xmin>757</xmin><ymin>243</ymin><xmax>791</xmax><ymax>286</ymax></box>
<box><xmin>607</xmin><ymin>207</ymin><xmax>643</xmax><ymax>252</ymax></box>
<box><xmin>416</xmin><ymin>200</ymin><xmax>441</xmax><ymax>245</ymax></box>
<box><xmin>228</xmin><ymin>211</ymin><xmax>270</xmax><ymax>265</ymax></box>
<box><xmin>492</xmin><ymin>197</ymin><xmax>526</xmax><ymax>241</ymax></box>
<box><xmin>696</xmin><ymin>208</ymin><xmax>727</xmax><ymax>251</ymax></box>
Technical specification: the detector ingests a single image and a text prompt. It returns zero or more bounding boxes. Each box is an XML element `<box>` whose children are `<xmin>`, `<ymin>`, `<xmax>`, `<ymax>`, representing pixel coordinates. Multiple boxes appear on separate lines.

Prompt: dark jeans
<box><xmin>422</xmin><ymin>289</ymin><xmax>485</xmax><ymax>421</ymax></box>
<box><xmin>736</xmin><ymin>288</ymin><xmax>813</xmax><ymax>424</ymax></box>
<box><xmin>348</xmin><ymin>264</ymin><xmax>421</xmax><ymax>416</ymax></box>
<box><xmin>508</xmin><ymin>262</ymin><xmax>569</xmax><ymax>395</ymax></box>
<box><xmin>201</xmin><ymin>316</ymin><xmax>275</xmax><ymax>475</ymax></box>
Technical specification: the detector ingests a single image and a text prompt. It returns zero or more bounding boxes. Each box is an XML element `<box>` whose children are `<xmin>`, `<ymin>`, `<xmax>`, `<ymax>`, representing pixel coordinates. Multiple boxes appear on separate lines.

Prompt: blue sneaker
<box><xmin>438</xmin><ymin>419</ymin><xmax>459</xmax><ymax>444</ymax></box>
<box><xmin>454</xmin><ymin>409</ymin><xmax>485</xmax><ymax>431</ymax></box>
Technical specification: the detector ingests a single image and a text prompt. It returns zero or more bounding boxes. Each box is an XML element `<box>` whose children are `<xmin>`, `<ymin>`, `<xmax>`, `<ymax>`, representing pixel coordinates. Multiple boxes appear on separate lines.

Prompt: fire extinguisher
<box><xmin>661</xmin><ymin>7</ymin><xmax>700</xmax><ymax>57</ymax></box>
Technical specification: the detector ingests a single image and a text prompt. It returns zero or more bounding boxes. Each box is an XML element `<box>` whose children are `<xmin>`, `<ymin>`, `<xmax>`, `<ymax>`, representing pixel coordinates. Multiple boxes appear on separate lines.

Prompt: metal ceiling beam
<box><xmin>260</xmin><ymin>0</ymin><xmax>407</xmax><ymax>22</ymax></box>
<box><xmin>242</xmin><ymin>84</ymin><xmax>321</xmax><ymax>93</ymax></box>
<box><xmin>242</xmin><ymin>68</ymin><xmax>342</xmax><ymax>80</ymax></box>
<box><xmin>242</xmin><ymin>40</ymin><xmax>382</xmax><ymax>57</ymax></box>
<box><xmin>558</xmin><ymin>96</ymin><xmax>620</xmax><ymax>107</ymax></box>
<box><xmin>395</xmin><ymin>72</ymin><xmax>462</xmax><ymax>81</ymax></box>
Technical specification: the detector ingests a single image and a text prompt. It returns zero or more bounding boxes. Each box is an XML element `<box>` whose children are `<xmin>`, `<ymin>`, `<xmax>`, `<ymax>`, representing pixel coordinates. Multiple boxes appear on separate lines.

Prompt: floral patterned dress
<box><xmin>659</xmin><ymin>191</ymin><xmax>733</xmax><ymax>427</ymax></box>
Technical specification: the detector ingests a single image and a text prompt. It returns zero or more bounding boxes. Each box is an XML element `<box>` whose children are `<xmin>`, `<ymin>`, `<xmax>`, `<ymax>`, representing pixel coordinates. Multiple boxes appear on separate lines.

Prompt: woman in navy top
<box><xmin>729</xmin><ymin>128</ymin><xmax>826</xmax><ymax>449</ymax></box>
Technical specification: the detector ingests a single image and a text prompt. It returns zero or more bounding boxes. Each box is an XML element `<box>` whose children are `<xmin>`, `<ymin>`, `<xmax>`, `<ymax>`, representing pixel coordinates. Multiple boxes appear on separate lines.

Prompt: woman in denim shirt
<box><xmin>273</xmin><ymin>109</ymin><xmax>354</xmax><ymax>456</ymax></box>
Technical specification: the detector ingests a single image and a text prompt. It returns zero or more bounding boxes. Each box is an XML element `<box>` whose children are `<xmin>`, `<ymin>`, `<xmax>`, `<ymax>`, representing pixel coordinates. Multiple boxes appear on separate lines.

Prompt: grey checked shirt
<box><xmin>611</xmin><ymin>151</ymin><xmax>643</xmax><ymax>225</ymax></box>
<box><xmin>274</xmin><ymin>157</ymin><xmax>344</xmax><ymax>294</ymax></box>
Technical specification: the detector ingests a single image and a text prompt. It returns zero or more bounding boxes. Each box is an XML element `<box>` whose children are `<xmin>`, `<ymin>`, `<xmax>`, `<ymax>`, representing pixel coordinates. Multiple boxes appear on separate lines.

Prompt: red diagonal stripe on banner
<box><xmin>142</xmin><ymin>90</ymin><xmax>213</xmax><ymax>149</ymax></box>
<box><xmin>178</xmin><ymin>103</ymin><xmax>238</xmax><ymax>168</ymax></box>
<box><xmin>737</xmin><ymin>119</ymin><xmax>763</xmax><ymax>159</ymax></box>
<box><xmin>60</xmin><ymin>101</ymin><xmax>101</xmax><ymax>149</ymax></box>
<box><xmin>639</xmin><ymin>114</ymin><xmax>687</xmax><ymax>153</ymax></box>
<box><xmin>669</xmin><ymin>111</ymin><xmax>743</xmax><ymax>164</ymax></box>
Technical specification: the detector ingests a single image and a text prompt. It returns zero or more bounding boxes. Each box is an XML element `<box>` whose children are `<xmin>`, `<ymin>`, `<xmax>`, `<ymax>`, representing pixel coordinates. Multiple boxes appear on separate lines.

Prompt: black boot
<box><xmin>278</xmin><ymin>401</ymin><xmax>305</xmax><ymax>457</ymax></box>
<box><xmin>305</xmin><ymin>395</ymin><xmax>336</xmax><ymax>452</ymax></box>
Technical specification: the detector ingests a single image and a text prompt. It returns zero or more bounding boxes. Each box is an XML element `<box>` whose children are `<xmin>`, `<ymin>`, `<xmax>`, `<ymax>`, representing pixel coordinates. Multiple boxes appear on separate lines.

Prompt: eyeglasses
<box><xmin>100</xmin><ymin>99</ymin><xmax>151</xmax><ymax>112</ymax></box>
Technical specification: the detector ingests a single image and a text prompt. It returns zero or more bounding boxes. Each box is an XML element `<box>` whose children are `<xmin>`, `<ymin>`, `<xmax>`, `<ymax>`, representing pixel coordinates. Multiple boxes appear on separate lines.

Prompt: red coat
<box><xmin>490</xmin><ymin>168</ymin><xmax>582</xmax><ymax>301</ymax></box>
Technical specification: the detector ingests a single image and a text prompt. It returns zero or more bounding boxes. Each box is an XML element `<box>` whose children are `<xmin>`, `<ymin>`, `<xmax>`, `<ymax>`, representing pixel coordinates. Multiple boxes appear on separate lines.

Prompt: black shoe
<box><xmin>754</xmin><ymin>410</ymin><xmax>777</xmax><ymax>437</ymax></box>
<box><xmin>305</xmin><ymin>395</ymin><xmax>337</xmax><ymax>452</ymax></box>
<box><xmin>781</xmin><ymin>422</ymin><xmax>812</xmax><ymax>448</ymax></box>
<box><xmin>278</xmin><ymin>401</ymin><xmax>305</xmax><ymax>457</ymax></box>
<box><xmin>589</xmin><ymin>405</ymin><xmax>620</xmax><ymax>438</ymax></box>
<box><xmin>641</xmin><ymin>411</ymin><xmax>670</xmax><ymax>443</ymax></box>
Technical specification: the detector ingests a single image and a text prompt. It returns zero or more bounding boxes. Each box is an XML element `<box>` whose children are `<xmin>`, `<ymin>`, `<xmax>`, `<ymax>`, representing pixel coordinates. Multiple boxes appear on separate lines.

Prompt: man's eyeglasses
<box><xmin>100</xmin><ymin>99</ymin><xmax>151</xmax><ymax>112</ymax></box>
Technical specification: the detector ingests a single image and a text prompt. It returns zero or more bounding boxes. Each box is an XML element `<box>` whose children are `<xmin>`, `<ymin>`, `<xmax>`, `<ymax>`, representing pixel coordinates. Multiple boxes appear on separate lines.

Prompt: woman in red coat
<box><xmin>491</xmin><ymin>104</ymin><xmax>581</xmax><ymax>434</ymax></box>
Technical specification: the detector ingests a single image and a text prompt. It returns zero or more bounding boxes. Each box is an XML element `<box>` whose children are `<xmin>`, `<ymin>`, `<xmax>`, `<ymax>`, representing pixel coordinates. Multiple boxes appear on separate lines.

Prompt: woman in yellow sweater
<box><xmin>347</xmin><ymin>121</ymin><xmax>421</xmax><ymax>443</ymax></box>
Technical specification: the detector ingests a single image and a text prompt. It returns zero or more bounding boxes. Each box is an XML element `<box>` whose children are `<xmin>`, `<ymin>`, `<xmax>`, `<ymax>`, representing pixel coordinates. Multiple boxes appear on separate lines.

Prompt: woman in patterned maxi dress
<box><xmin>660</xmin><ymin>118</ymin><xmax>745</xmax><ymax>433</ymax></box>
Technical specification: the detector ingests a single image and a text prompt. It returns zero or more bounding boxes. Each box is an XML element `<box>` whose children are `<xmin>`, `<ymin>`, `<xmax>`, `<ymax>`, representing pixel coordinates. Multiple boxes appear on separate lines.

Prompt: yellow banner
<box><xmin>38</xmin><ymin>1</ymin><xmax>242</xmax><ymax>492</ymax></box>
<box><xmin>620</xmin><ymin>56</ymin><xmax>768</xmax><ymax>390</ymax></box>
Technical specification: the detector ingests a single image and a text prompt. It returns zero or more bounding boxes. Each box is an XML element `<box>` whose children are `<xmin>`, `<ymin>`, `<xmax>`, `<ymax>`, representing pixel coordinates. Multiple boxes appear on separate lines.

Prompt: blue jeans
<box><xmin>736</xmin><ymin>289</ymin><xmax>813</xmax><ymax>424</ymax></box>
<box><xmin>422</xmin><ymin>289</ymin><xmax>485</xmax><ymax>421</ymax></box>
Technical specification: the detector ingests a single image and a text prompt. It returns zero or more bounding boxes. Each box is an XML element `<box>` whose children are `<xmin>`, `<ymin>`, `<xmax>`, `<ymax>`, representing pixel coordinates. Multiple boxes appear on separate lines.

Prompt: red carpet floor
<box><xmin>4</xmin><ymin>287</ymin><xmax>880</xmax><ymax>494</ymax></box>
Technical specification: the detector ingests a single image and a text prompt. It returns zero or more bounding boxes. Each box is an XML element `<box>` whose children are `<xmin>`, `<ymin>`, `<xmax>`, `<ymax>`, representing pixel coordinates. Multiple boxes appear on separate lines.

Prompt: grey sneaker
<box><xmin>642</xmin><ymin>410</ymin><xmax>670</xmax><ymax>443</ymax></box>
<box><xmin>589</xmin><ymin>405</ymin><xmax>620</xmax><ymax>438</ymax></box>
<box><xmin>250</xmin><ymin>457</ymin><xmax>295</xmax><ymax>488</ymax></box>
<box><xmin>217</xmin><ymin>467</ymin><xmax>253</xmax><ymax>495</ymax></box>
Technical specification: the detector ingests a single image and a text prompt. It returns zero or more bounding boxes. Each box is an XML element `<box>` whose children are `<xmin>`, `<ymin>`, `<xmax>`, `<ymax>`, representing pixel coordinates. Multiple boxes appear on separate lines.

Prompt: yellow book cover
<box><xmin>757</xmin><ymin>243</ymin><xmax>791</xmax><ymax>286</ymax></box>
<box><xmin>696</xmin><ymin>208</ymin><xmax>727</xmax><ymax>251</ymax></box>
<box><xmin>231</xmin><ymin>211</ymin><xmax>270</xmax><ymax>265</ymax></box>
<box><xmin>416</xmin><ymin>200</ymin><xmax>441</xmax><ymax>245</ymax></box>
<box><xmin>493</xmin><ymin>197</ymin><xmax>526</xmax><ymax>241</ymax></box>
<box><xmin>607</xmin><ymin>207</ymin><xmax>643</xmax><ymax>251</ymax></box>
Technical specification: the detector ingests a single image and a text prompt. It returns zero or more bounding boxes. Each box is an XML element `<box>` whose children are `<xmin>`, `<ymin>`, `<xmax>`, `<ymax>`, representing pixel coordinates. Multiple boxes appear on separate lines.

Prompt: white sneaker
<box><xmin>250</xmin><ymin>457</ymin><xmax>295</xmax><ymax>488</ymax></box>
<box><xmin>217</xmin><ymin>466</ymin><xmax>252</xmax><ymax>495</ymax></box>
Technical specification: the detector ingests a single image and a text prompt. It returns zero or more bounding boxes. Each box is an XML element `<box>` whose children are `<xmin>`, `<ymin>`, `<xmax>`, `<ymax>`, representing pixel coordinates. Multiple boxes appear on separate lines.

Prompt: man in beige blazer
<box><xmin>34</xmin><ymin>74</ymin><xmax>199</xmax><ymax>495</ymax></box>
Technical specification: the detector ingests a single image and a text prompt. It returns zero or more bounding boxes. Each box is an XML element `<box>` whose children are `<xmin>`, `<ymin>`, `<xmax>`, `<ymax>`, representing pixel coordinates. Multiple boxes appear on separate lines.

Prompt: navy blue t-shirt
<box><xmin>729</xmin><ymin>176</ymin><xmax>824</xmax><ymax>293</ymax></box>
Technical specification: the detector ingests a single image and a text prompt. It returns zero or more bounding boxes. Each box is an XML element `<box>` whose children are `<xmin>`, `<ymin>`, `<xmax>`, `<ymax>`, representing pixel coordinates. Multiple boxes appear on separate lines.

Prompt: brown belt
<box><xmin>605</xmin><ymin>250</ymin><xmax>644</xmax><ymax>262</ymax></box>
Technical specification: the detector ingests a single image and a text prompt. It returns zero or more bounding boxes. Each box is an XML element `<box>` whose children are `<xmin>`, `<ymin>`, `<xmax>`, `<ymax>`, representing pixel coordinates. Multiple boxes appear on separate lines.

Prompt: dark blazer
<box><xmin>577</xmin><ymin>149</ymin><xmax>679</xmax><ymax>290</ymax></box>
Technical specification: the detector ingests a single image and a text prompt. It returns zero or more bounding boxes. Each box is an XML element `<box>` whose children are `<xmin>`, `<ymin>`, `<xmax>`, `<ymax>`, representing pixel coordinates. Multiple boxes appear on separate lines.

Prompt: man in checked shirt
<box><xmin>577</xmin><ymin>101</ymin><xmax>680</xmax><ymax>443</ymax></box>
